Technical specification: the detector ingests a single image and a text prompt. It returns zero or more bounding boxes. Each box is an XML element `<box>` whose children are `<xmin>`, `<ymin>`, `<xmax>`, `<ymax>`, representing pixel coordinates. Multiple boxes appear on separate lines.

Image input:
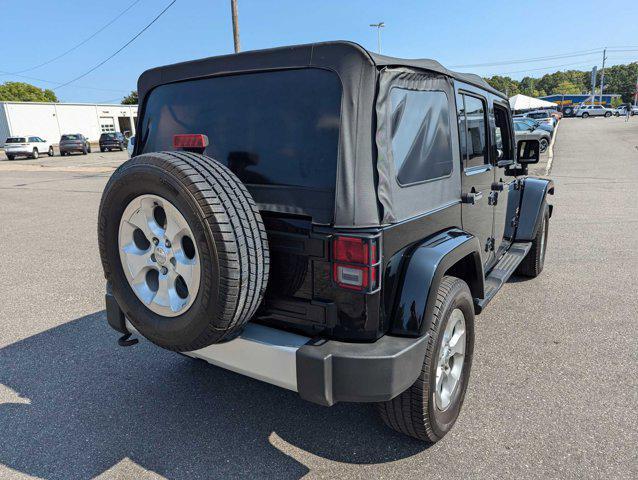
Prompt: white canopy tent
<box><xmin>509</xmin><ymin>94</ymin><xmax>557</xmax><ymax>111</ymax></box>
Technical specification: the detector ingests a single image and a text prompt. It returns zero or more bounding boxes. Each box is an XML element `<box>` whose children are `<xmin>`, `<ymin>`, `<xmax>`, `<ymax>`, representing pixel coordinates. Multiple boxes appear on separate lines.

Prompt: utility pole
<box><xmin>599</xmin><ymin>47</ymin><xmax>607</xmax><ymax>104</ymax></box>
<box><xmin>369</xmin><ymin>22</ymin><xmax>385</xmax><ymax>54</ymax></box>
<box><xmin>635</xmin><ymin>75</ymin><xmax>638</xmax><ymax>107</ymax></box>
<box><xmin>230</xmin><ymin>0</ymin><xmax>240</xmax><ymax>53</ymax></box>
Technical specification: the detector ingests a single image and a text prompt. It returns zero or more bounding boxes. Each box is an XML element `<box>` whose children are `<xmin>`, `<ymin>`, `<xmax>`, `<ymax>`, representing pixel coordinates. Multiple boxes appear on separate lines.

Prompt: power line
<box><xmin>0</xmin><ymin>70</ymin><xmax>129</xmax><ymax>93</ymax></box>
<box><xmin>2</xmin><ymin>0</ymin><xmax>142</xmax><ymax>76</ymax></box>
<box><xmin>54</xmin><ymin>0</ymin><xmax>177</xmax><ymax>91</ymax></box>
<box><xmin>451</xmin><ymin>48</ymin><xmax>604</xmax><ymax>68</ymax></box>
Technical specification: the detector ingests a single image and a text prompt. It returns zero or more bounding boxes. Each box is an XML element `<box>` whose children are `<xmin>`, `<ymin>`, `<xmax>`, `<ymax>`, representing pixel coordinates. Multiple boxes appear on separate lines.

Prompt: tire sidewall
<box><xmin>428</xmin><ymin>280</ymin><xmax>475</xmax><ymax>438</ymax></box>
<box><xmin>100</xmin><ymin>161</ymin><xmax>221</xmax><ymax>350</ymax></box>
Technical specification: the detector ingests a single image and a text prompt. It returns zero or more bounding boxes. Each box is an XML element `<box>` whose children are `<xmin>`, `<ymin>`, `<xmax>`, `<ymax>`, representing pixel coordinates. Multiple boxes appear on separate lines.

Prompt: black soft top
<box><xmin>138</xmin><ymin>40</ymin><xmax>504</xmax><ymax>101</ymax></box>
<box><xmin>137</xmin><ymin>41</ymin><xmax>505</xmax><ymax>228</ymax></box>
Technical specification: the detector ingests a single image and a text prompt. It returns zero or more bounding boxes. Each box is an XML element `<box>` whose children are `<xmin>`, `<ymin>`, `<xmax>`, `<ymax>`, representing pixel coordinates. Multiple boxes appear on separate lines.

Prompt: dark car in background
<box><xmin>59</xmin><ymin>134</ymin><xmax>91</xmax><ymax>156</ymax></box>
<box><xmin>99</xmin><ymin>132</ymin><xmax>126</xmax><ymax>152</ymax></box>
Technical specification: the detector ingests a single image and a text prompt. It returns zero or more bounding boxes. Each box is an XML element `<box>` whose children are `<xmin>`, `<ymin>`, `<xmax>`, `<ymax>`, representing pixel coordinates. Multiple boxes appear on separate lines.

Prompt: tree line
<box><xmin>485</xmin><ymin>62</ymin><xmax>638</xmax><ymax>103</ymax></box>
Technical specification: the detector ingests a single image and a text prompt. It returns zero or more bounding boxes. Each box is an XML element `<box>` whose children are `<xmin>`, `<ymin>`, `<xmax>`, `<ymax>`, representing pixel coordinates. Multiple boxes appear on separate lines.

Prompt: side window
<box><xmin>28</xmin><ymin>137</ymin><xmax>37</xmax><ymax>143</ymax></box>
<box><xmin>389</xmin><ymin>88</ymin><xmax>453</xmax><ymax>185</ymax></box>
<box><xmin>493</xmin><ymin>104</ymin><xmax>513</xmax><ymax>160</ymax></box>
<box><xmin>458</xmin><ymin>94</ymin><xmax>488</xmax><ymax>169</ymax></box>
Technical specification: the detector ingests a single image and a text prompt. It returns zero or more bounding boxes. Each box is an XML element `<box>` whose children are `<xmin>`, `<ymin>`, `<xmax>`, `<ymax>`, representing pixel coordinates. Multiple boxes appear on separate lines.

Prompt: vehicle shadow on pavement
<box><xmin>0</xmin><ymin>312</ymin><xmax>427</xmax><ymax>479</ymax></box>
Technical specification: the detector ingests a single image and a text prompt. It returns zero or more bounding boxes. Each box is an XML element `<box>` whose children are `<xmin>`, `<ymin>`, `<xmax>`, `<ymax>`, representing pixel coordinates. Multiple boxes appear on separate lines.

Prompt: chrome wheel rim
<box><xmin>118</xmin><ymin>194</ymin><xmax>200</xmax><ymax>317</ymax></box>
<box><xmin>435</xmin><ymin>308</ymin><xmax>466</xmax><ymax>411</ymax></box>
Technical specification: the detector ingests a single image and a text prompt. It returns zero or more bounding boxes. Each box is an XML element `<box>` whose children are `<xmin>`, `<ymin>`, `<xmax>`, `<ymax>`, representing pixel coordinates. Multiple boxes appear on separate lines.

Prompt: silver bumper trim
<box><xmin>126</xmin><ymin>321</ymin><xmax>309</xmax><ymax>391</ymax></box>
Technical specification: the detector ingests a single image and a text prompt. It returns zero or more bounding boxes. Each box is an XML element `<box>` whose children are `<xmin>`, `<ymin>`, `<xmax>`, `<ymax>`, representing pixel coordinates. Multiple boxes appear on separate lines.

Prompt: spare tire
<box><xmin>98</xmin><ymin>151</ymin><xmax>269</xmax><ymax>351</ymax></box>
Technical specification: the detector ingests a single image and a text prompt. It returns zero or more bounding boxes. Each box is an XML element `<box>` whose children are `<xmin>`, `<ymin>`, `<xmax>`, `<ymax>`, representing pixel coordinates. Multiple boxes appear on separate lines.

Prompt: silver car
<box><xmin>513</xmin><ymin>122</ymin><xmax>551</xmax><ymax>153</ymax></box>
<box><xmin>575</xmin><ymin>105</ymin><xmax>612</xmax><ymax>118</ymax></box>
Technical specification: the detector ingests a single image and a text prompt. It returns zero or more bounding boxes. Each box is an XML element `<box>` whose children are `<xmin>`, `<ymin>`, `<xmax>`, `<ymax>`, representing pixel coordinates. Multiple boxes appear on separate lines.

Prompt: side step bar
<box><xmin>475</xmin><ymin>241</ymin><xmax>532</xmax><ymax>312</ymax></box>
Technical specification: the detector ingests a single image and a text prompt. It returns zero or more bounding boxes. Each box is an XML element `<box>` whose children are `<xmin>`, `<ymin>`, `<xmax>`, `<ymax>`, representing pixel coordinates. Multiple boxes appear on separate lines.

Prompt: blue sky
<box><xmin>1</xmin><ymin>0</ymin><xmax>637</xmax><ymax>103</ymax></box>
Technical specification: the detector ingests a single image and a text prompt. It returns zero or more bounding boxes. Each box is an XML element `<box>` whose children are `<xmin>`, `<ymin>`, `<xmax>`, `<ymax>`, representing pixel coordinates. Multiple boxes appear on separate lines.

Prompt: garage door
<box><xmin>100</xmin><ymin>117</ymin><xmax>116</xmax><ymax>133</ymax></box>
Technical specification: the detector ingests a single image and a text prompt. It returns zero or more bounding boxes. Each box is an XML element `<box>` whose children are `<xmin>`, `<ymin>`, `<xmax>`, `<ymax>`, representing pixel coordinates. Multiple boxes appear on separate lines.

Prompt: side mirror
<box><xmin>517</xmin><ymin>139</ymin><xmax>540</xmax><ymax>164</ymax></box>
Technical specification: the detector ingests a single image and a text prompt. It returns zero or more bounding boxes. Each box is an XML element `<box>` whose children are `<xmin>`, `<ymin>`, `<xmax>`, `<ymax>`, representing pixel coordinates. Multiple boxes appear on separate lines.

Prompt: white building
<box><xmin>0</xmin><ymin>101</ymin><xmax>138</xmax><ymax>144</ymax></box>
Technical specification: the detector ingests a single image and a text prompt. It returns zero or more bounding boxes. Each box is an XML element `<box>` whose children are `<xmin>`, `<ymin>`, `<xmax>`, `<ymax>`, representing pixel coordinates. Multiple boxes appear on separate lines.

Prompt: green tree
<box><xmin>484</xmin><ymin>75</ymin><xmax>520</xmax><ymax>96</ymax></box>
<box><xmin>601</xmin><ymin>62</ymin><xmax>638</xmax><ymax>103</ymax></box>
<box><xmin>121</xmin><ymin>90</ymin><xmax>138</xmax><ymax>105</ymax></box>
<box><xmin>611</xmin><ymin>96</ymin><xmax>623</xmax><ymax>108</ymax></box>
<box><xmin>555</xmin><ymin>80</ymin><xmax>581</xmax><ymax>95</ymax></box>
<box><xmin>0</xmin><ymin>82</ymin><xmax>58</xmax><ymax>102</ymax></box>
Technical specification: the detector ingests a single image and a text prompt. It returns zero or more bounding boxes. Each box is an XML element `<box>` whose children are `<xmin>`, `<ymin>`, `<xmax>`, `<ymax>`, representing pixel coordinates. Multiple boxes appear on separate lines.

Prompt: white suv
<box><xmin>575</xmin><ymin>105</ymin><xmax>612</xmax><ymax>118</ymax></box>
<box><xmin>612</xmin><ymin>105</ymin><xmax>637</xmax><ymax>116</ymax></box>
<box><xmin>3</xmin><ymin>135</ymin><xmax>54</xmax><ymax>160</ymax></box>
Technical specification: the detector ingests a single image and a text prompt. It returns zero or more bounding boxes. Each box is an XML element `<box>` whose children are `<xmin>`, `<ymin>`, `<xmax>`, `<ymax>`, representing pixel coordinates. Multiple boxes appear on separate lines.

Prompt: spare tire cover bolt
<box><xmin>165</xmin><ymin>240</ymin><xmax>171</xmax><ymax>248</ymax></box>
<box><xmin>152</xmin><ymin>237</ymin><xmax>159</xmax><ymax>245</ymax></box>
<box><xmin>160</xmin><ymin>266</ymin><xmax>168</xmax><ymax>275</ymax></box>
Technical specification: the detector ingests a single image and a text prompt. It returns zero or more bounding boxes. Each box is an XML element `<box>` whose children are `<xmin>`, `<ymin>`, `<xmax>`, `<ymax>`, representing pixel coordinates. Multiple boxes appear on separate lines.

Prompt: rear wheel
<box><xmin>82</xmin><ymin>146</ymin><xmax>88</xmax><ymax>155</ymax></box>
<box><xmin>516</xmin><ymin>208</ymin><xmax>549</xmax><ymax>278</ymax></box>
<box><xmin>48</xmin><ymin>146</ymin><xmax>54</xmax><ymax>156</ymax></box>
<box><xmin>582</xmin><ymin>112</ymin><xmax>589</xmax><ymax>118</ymax></box>
<box><xmin>31</xmin><ymin>148</ymin><xmax>39</xmax><ymax>159</ymax></box>
<box><xmin>98</xmin><ymin>151</ymin><xmax>269</xmax><ymax>351</ymax></box>
<box><xmin>100</xmin><ymin>147</ymin><xmax>106</xmax><ymax>152</ymax></box>
<box><xmin>6</xmin><ymin>154</ymin><xmax>15</xmax><ymax>160</ymax></box>
<box><xmin>376</xmin><ymin>276</ymin><xmax>474</xmax><ymax>443</ymax></box>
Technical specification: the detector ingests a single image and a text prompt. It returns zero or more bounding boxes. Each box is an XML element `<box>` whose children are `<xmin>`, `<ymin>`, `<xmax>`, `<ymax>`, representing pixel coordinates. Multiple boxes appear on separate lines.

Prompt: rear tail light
<box><xmin>173</xmin><ymin>134</ymin><xmax>209</xmax><ymax>150</ymax></box>
<box><xmin>332</xmin><ymin>235</ymin><xmax>380</xmax><ymax>292</ymax></box>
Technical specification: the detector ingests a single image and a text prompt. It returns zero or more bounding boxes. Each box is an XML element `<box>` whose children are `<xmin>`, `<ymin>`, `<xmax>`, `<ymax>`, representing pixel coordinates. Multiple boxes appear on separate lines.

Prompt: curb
<box><xmin>545</xmin><ymin>121</ymin><xmax>559</xmax><ymax>176</ymax></box>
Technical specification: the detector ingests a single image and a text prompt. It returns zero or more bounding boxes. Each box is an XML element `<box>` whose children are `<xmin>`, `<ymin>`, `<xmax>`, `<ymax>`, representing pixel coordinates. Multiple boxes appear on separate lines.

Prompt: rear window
<box><xmin>101</xmin><ymin>133</ymin><xmax>117</xmax><ymax>140</ymax></box>
<box><xmin>61</xmin><ymin>135</ymin><xmax>80</xmax><ymax>140</ymax></box>
<box><xmin>6</xmin><ymin>137</ymin><xmax>26</xmax><ymax>143</ymax></box>
<box><xmin>139</xmin><ymin>68</ymin><xmax>342</xmax><ymax>190</ymax></box>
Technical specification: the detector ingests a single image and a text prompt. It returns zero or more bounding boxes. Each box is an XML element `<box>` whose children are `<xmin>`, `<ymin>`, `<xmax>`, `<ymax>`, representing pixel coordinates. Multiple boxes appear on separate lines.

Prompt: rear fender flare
<box><xmin>388</xmin><ymin>229</ymin><xmax>484</xmax><ymax>337</ymax></box>
<box><xmin>515</xmin><ymin>178</ymin><xmax>554</xmax><ymax>242</ymax></box>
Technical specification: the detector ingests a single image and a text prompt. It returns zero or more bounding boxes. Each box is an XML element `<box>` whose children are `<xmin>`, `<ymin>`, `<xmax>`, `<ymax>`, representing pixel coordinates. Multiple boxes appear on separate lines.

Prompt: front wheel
<box><xmin>376</xmin><ymin>276</ymin><xmax>475</xmax><ymax>443</ymax></box>
<box><xmin>6</xmin><ymin>154</ymin><xmax>15</xmax><ymax>160</ymax></box>
<box><xmin>605</xmin><ymin>112</ymin><xmax>611</xmax><ymax>117</ymax></box>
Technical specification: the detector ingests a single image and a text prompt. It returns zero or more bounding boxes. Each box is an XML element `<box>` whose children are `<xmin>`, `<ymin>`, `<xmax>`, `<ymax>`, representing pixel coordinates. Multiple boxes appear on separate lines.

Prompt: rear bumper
<box><xmin>60</xmin><ymin>145</ymin><xmax>85</xmax><ymax>152</ymax></box>
<box><xmin>105</xmin><ymin>290</ymin><xmax>427</xmax><ymax>406</ymax></box>
<box><xmin>4</xmin><ymin>147</ymin><xmax>30</xmax><ymax>155</ymax></box>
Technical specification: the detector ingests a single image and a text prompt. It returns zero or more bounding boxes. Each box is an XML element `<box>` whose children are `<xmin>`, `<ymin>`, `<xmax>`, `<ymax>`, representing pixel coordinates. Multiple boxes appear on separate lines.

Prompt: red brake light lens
<box><xmin>333</xmin><ymin>236</ymin><xmax>369</xmax><ymax>263</ymax></box>
<box><xmin>173</xmin><ymin>134</ymin><xmax>209</xmax><ymax>149</ymax></box>
<box><xmin>332</xmin><ymin>236</ymin><xmax>379</xmax><ymax>292</ymax></box>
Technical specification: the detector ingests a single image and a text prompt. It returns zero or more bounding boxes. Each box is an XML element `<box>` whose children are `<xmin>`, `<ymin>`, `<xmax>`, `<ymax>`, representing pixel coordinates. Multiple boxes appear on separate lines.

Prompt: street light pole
<box><xmin>599</xmin><ymin>47</ymin><xmax>607</xmax><ymax>104</ymax></box>
<box><xmin>230</xmin><ymin>0</ymin><xmax>240</xmax><ymax>53</ymax></box>
<box><xmin>369</xmin><ymin>22</ymin><xmax>385</xmax><ymax>54</ymax></box>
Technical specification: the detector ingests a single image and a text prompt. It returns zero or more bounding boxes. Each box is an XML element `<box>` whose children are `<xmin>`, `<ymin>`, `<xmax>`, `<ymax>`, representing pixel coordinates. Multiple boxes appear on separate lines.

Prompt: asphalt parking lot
<box><xmin>0</xmin><ymin>118</ymin><xmax>636</xmax><ymax>479</ymax></box>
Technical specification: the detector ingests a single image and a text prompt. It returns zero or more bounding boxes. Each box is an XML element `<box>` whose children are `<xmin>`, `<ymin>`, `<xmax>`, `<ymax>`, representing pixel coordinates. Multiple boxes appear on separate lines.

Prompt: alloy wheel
<box><xmin>435</xmin><ymin>308</ymin><xmax>466</xmax><ymax>411</ymax></box>
<box><xmin>118</xmin><ymin>194</ymin><xmax>201</xmax><ymax>317</ymax></box>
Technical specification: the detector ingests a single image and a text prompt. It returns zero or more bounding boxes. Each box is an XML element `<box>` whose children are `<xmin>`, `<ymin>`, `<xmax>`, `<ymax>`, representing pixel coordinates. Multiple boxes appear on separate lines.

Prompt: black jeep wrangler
<box><xmin>99</xmin><ymin>41</ymin><xmax>553</xmax><ymax>443</ymax></box>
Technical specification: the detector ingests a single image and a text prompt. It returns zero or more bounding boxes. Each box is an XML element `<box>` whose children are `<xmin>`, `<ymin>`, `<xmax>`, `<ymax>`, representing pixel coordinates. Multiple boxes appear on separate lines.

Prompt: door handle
<box><xmin>462</xmin><ymin>191</ymin><xmax>483</xmax><ymax>205</ymax></box>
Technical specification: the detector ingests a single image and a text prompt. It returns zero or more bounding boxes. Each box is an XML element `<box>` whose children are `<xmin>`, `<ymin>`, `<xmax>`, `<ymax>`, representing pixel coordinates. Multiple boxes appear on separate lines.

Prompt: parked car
<box><xmin>522</xmin><ymin>110</ymin><xmax>557</xmax><ymax>127</ymax></box>
<box><xmin>548</xmin><ymin>109</ymin><xmax>563</xmax><ymax>121</ymax></box>
<box><xmin>99</xmin><ymin>132</ymin><xmax>127</xmax><ymax>152</ymax></box>
<box><xmin>514</xmin><ymin>121</ymin><xmax>551</xmax><ymax>153</ymax></box>
<box><xmin>98</xmin><ymin>41</ymin><xmax>554</xmax><ymax>443</ymax></box>
<box><xmin>126</xmin><ymin>136</ymin><xmax>135</xmax><ymax>157</ymax></box>
<box><xmin>575</xmin><ymin>104</ymin><xmax>612</xmax><ymax>118</ymax></box>
<box><xmin>3</xmin><ymin>135</ymin><xmax>54</xmax><ymax>159</ymax></box>
<box><xmin>515</xmin><ymin>117</ymin><xmax>553</xmax><ymax>134</ymax></box>
<box><xmin>612</xmin><ymin>105</ymin><xmax>637</xmax><ymax>116</ymax></box>
<box><xmin>59</xmin><ymin>134</ymin><xmax>91</xmax><ymax>155</ymax></box>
